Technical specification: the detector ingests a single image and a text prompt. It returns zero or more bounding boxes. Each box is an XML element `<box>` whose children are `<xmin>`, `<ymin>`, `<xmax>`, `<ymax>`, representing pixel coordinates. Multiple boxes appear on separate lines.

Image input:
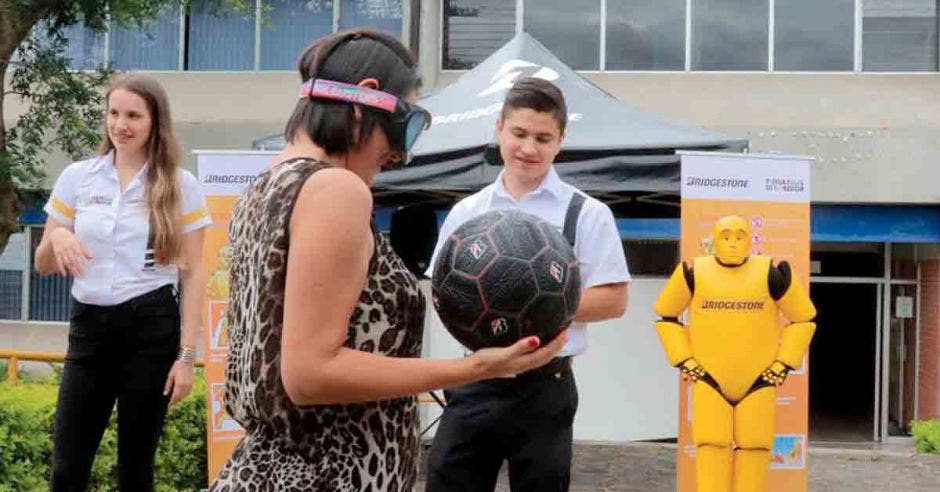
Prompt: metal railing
<box><xmin>1</xmin><ymin>349</ymin><xmax>445</xmax><ymax>434</ymax></box>
<box><xmin>0</xmin><ymin>349</ymin><xmax>204</xmax><ymax>385</ymax></box>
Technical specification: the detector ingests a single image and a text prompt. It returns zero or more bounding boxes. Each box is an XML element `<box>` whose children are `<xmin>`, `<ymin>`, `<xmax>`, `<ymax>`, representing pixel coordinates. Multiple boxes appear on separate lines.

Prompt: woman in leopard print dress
<box><xmin>209</xmin><ymin>30</ymin><xmax>566</xmax><ymax>492</ymax></box>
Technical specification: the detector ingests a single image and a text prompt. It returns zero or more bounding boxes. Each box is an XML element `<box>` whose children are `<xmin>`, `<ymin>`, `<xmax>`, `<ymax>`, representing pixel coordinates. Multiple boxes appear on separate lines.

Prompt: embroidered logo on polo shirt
<box><xmin>86</xmin><ymin>195</ymin><xmax>113</xmax><ymax>206</ymax></box>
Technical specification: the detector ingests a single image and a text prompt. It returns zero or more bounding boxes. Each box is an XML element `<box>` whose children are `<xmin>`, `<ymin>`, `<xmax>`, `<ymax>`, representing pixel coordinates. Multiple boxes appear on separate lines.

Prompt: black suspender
<box><xmin>562</xmin><ymin>192</ymin><xmax>585</xmax><ymax>247</ymax></box>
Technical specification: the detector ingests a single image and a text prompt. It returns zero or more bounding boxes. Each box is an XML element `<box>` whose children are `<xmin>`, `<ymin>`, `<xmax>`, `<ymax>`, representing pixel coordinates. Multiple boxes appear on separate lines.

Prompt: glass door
<box><xmin>884</xmin><ymin>282</ymin><xmax>919</xmax><ymax>437</ymax></box>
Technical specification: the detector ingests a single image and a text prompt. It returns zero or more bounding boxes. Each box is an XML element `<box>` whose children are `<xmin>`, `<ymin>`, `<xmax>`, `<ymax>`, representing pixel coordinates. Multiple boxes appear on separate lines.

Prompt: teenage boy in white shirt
<box><xmin>425</xmin><ymin>77</ymin><xmax>631</xmax><ymax>492</ymax></box>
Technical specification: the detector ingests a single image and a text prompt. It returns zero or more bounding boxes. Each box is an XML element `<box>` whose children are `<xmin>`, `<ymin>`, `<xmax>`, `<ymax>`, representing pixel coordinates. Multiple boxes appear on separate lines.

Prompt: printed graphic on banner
<box><xmin>208</xmin><ymin>301</ymin><xmax>229</xmax><ymax>352</ymax></box>
<box><xmin>677</xmin><ymin>152</ymin><xmax>812</xmax><ymax>492</ymax></box>
<box><xmin>198</xmin><ymin>151</ymin><xmax>273</xmax><ymax>482</ymax></box>
<box><xmin>210</xmin><ymin>383</ymin><xmax>242</xmax><ymax>435</ymax></box>
<box><xmin>771</xmin><ymin>435</ymin><xmax>807</xmax><ymax>470</ymax></box>
<box><xmin>206</xmin><ymin>245</ymin><xmax>232</xmax><ymax>301</ymax></box>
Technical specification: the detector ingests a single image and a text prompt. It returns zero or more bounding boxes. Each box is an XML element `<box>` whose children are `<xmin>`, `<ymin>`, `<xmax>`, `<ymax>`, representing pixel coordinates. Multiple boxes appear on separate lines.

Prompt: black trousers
<box><xmin>51</xmin><ymin>285</ymin><xmax>179</xmax><ymax>492</ymax></box>
<box><xmin>425</xmin><ymin>365</ymin><xmax>578</xmax><ymax>492</ymax></box>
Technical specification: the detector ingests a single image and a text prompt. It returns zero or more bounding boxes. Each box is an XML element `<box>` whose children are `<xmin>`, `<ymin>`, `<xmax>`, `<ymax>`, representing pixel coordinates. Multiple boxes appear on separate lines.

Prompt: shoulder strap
<box><xmin>562</xmin><ymin>192</ymin><xmax>586</xmax><ymax>247</ymax></box>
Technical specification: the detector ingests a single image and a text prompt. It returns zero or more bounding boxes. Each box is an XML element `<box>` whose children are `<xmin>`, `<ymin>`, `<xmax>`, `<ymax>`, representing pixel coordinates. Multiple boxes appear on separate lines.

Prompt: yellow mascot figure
<box><xmin>654</xmin><ymin>215</ymin><xmax>816</xmax><ymax>492</ymax></box>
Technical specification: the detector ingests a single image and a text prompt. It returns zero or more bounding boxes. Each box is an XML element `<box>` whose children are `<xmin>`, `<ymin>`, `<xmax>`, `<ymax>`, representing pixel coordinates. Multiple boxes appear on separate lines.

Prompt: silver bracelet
<box><xmin>176</xmin><ymin>345</ymin><xmax>197</xmax><ymax>365</ymax></box>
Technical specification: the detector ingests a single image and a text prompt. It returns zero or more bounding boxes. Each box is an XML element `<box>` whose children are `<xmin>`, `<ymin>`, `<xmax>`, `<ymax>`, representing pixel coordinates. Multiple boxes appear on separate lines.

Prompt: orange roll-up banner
<box><xmin>196</xmin><ymin>151</ymin><xmax>271</xmax><ymax>482</ymax></box>
<box><xmin>677</xmin><ymin>152</ymin><xmax>812</xmax><ymax>492</ymax></box>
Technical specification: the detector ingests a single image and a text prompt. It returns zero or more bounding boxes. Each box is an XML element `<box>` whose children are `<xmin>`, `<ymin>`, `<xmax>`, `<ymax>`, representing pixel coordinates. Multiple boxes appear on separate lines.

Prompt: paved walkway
<box><xmin>414</xmin><ymin>442</ymin><xmax>940</xmax><ymax>491</ymax></box>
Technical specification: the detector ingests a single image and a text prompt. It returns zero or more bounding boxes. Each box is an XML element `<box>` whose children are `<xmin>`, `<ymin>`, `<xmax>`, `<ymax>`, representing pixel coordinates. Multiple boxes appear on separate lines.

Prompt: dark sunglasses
<box><xmin>299</xmin><ymin>79</ymin><xmax>432</xmax><ymax>161</ymax></box>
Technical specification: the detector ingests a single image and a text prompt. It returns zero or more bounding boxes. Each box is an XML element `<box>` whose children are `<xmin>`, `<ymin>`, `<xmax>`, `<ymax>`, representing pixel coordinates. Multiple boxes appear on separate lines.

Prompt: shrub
<box><xmin>911</xmin><ymin>419</ymin><xmax>940</xmax><ymax>455</ymax></box>
<box><xmin>0</xmin><ymin>373</ymin><xmax>207</xmax><ymax>491</ymax></box>
<box><xmin>0</xmin><ymin>383</ymin><xmax>56</xmax><ymax>491</ymax></box>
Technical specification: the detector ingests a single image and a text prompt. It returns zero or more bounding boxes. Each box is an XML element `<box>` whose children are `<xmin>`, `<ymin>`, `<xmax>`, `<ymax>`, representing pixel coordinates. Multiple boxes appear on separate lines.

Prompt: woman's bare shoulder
<box><xmin>292</xmin><ymin>168</ymin><xmax>372</xmax><ymax>227</ymax></box>
<box><xmin>302</xmin><ymin>168</ymin><xmax>371</xmax><ymax>203</ymax></box>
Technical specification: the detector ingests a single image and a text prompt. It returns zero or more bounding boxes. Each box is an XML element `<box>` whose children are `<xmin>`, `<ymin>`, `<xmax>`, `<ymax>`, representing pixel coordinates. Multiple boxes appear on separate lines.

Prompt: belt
<box><xmin>518</xmin><ymin>356</ymin><xmax>572</xmax><ymax>378</ymax></box>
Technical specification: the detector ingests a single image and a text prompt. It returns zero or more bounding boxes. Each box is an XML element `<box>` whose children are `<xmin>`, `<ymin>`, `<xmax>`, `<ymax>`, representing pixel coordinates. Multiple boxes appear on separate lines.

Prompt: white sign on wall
<box><xmin>895</xmin><ymin>296</ymin><xmax>914</xmax><ymax>319</ymax></box>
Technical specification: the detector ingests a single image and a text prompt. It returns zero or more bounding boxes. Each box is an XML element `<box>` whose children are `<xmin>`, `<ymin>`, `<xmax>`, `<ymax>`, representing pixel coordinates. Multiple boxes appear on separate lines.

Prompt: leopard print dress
<box><xmin>210</xmin><ymin>158</ymin><xmax>426</xmax><ymax>492</ymax></box>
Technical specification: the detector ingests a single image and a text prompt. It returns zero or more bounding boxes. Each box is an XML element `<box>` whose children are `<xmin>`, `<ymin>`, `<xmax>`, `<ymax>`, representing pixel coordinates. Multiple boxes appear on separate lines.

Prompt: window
<box><xmin>863</xmin><ymin>0</ymin><xmax>938</xmax><ymax>71</ymax></box>
<box><xmin>187</xmin><ymin>0</ymin><xmax>256</xmax><ymax>70</ymax></box>
<box><xmin>108</xmin><ymin>0</ymin><xmax>404</xmax><ymax>71</ymax></box>
<box><xmin>0</xmin><ymin>231</ymin><xmax>27</xmax><ymax>320</ymax></box>
<box><xmin>111</xmin><ymin>5</ymin><xmax>181</xmax><ymax>70</ymax></box>
<box><xmin>525</xmin><ymin>0</ymin><xmax>601</xmax><ymax>70</ymax></box>
<box><xmin>28</xmin><ymin>226</ymin><xmax>73</xmax><ymax>322</ymax></box>
<box><xmin>339</xmin><ymin>0</ymin><xmax>403</xmax><ymax>37</ymax></box>
<box><xmin>0</xmin><ymin>225</ymin><xmax>74</xmax><ymax>322</ymax></box>
<box><xmin>261</xmin><ymin>0</ymin><xmax>334</xmax><ymax>70</ymax></box>
<box><xmin>606</xmin><ymin>0</ymin><xmax>685</xmax><ymax>70</ymax></box>
<box><xmin>775</xmin><ymin>0</ymin><xmax>854</xmax><ymax>71</ymax></box>
<box><xmin>61</xmin><ymin>24</ymin><xmax>106</xmax><ymax>70</ymax></box>
<box><xmin>810</xmin><ymin>242</ymin><xmax>885</xmax><ymax>277</ymax></box>
<box><xmin>691</xmin><ymin>0</ymin><xmax>768</xmax><ymax>70</ymax></box>
<box><xmin>443</xmin><ymin>0</ymin><xmax>517</xmax><ymax>69</ymax></box>
<box><xmin>12</xmin><ymin>22</ymin><xmax>105</xmax><ymax>71</ymax></box>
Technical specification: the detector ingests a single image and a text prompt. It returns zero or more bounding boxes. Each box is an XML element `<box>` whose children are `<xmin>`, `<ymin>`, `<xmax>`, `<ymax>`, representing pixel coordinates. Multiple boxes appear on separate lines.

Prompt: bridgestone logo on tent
<box><xmin>433</xmin><ymin>103</ymin><xmax>504</xmax><ymax>125</ymax></box>
<box><xmin>478</xmin><ymin>59</ymin><xmax>560</xmax><ymax>97</ymax></box>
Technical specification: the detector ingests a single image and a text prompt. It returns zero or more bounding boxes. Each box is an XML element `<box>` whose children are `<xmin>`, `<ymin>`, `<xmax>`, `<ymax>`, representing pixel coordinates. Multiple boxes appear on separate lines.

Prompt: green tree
<box><xmin>0</xmin><ymin>0</ymin><xmax>246</xmax><ymax>255</ymax></box>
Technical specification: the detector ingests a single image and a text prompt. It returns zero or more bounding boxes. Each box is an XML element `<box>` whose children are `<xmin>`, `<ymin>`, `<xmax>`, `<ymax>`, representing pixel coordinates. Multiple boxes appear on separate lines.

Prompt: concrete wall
<box><xmin>589</xmin><ymin>73</ymin><xmax>940</xmax><ymax>204</ymax></box>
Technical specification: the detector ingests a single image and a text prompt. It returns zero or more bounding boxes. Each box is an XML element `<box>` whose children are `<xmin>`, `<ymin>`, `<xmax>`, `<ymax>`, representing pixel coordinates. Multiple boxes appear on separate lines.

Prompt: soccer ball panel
<box><xmin>490</xmin><ymin>215</ymin><xmax>547</xmax><ymax>261</ymax></box>
<box><xmin>453</xmin><ymin>210</ymin><xmax>504</xmax><ymax>239</ymax></box>
<box><xmin>452</xmin><ymin>233</ymin><xmax>497</xmax><ymax>277</ymax></box>
<box><xmin>479</xmin><ymin>256</ymin><xmax>538</xmax><ymax>314</ymax></box>
<box><xmin>519</xmin><ymin>294</ymin><xmax>568</xmax><ymax>342</ymax></box>
<box><xmin>531</xmin><ymin>249</ymin><xmax>569</xmax><ymax>294</ymax></box>
<box><xmin>432</xmin><ymin>238</ymin><xmax>455</xmax><ymax>282</ymax></box>
<box><xmin>433</xmin><ymin>271</ymin><xmax>484</xmax><ymax>335</ymax></box>
<box><xmin>473</xmin><ymin>312</ymin><xmax>521</xmax><ymax>348</ymax></box>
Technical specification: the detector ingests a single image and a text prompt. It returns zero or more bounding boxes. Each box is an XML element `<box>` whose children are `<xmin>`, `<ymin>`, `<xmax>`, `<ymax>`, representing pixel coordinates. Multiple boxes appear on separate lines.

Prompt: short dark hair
<box><xmin>500</xmin><ymin>77</ymin><xmax>568</xmax><ymax>133</ymax></box>
<box><xmin>284</xmin><ymin>29</ymin><xmax>420</xmax><ymax>155</ymax></box>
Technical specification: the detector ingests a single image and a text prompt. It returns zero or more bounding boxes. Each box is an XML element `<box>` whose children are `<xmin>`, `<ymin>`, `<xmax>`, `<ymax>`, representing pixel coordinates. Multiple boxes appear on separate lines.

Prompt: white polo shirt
<box><xmin>428</xmin><ymin>167</ymin><xmax>631</xmax><ymax>356</ymax></box>
<box><xmin>44</xmin><ymin>151</ymin><xmax>211</xmax><ymax>306</ymax></box>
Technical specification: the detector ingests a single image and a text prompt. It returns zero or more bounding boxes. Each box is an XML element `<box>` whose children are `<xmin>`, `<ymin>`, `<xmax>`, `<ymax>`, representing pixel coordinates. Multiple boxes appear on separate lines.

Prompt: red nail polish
<box><xmin>527</xmin><ymin>337</ymin><xmax>540</xmax><ymax>348</ymax></box>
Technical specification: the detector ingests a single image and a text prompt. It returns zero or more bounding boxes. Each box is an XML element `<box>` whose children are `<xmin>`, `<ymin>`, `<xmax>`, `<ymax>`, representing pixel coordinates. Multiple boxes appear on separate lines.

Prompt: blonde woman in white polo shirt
<box><xmin>35</xmin><ymin>73</ymin><xmax>210</xmax><ymax>492</ymax></box>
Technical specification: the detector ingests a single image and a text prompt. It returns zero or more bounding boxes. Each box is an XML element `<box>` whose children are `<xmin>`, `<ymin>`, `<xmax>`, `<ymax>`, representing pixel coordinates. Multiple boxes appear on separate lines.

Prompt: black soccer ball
<box><xmin>431</xmin><ymin>209</ymin><xmax>581</xmax><ymax>351</ymax></box>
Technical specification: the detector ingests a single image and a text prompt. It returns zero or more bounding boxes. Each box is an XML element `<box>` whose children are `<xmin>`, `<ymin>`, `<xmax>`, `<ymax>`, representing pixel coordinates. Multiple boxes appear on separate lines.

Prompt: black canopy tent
<box><xmin>254</xmin><ymin>32</ymin><xmax>747</xmax><ymax>211</ymax></box>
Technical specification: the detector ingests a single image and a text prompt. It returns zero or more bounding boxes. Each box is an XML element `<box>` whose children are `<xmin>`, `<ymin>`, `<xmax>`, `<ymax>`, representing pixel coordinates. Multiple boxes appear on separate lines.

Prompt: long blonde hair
<box><xmin>99</xmin><ymin>73</ymin><xmax>183</xmax><ymax>265</ymax></box>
